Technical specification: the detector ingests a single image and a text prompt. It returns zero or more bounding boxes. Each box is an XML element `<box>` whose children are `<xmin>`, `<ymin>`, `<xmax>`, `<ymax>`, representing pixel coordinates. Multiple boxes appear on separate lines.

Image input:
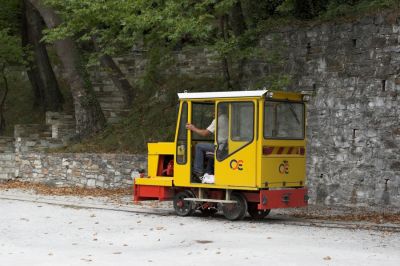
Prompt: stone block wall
<box><xmin>243</xmin><ymin>12</ymin><xmax>400</xmax><ymax>208</ymax></box>
<box><xmin>46</xmin><ymin>112</ymin><xmax>76</xmax><ymax>142</ymax></box>
<box><xmin>15</xmin><ymin>153</ymin><xmax>147</xmax><ymax>188</ymax></box>
<box><xmin>0</xmin><ymin>153</ymin><xmax>16</xmax><ymax>180</ymax></box>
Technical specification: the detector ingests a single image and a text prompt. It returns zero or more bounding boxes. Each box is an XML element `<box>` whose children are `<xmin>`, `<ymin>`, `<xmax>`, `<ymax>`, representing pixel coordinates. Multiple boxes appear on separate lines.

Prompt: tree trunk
<box><xmin>0</xmin><ymin>65</ymin><xmax>9</xmax><ymax>134</ymax></box>
<box><xmin>230</xmin><ymin>0</ymin><xmax>247</xmax><ymax>89</ymax></box>
<box><xmin>99</xmin><ymin>54</ymin><xmax>134</xmax><ymax>107</ymax></box>
<box><xmin>91</xmin><ymin>36</ymin><xmax>135</xmax><ymax>107</ymax></box>
<box><xmin>230</xmin><ymin>1</ymin><xmax>247</xmax><ymax>37</ymax></box>
<box><xmin>28</xmin><ymin>0</ymin><xmax>106</xmax><ymax>137</ymax></box>
<box><xmin>219</xmin><ymin>15</ymin><xmax>233</xmax><ymax>90</ymax></box>
<box><xmin>22</xmin><ymin>0</ymin><xmax>64</xmax><ymax>111</ymax></box>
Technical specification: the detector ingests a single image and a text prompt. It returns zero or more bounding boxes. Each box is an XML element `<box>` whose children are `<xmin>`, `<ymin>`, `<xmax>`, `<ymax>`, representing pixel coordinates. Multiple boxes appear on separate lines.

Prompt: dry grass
<box><xmin>0</xmin><ymin>180</ymin><xmax>131</xmax><ymax>199</ymax></box>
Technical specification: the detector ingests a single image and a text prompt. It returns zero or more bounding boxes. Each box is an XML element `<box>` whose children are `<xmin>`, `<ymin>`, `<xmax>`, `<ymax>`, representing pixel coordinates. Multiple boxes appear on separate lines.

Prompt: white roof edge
<box><xmin>177</xmin><ymin>90</ymin><xmax>268</xmax><ymax>99</ymax></box>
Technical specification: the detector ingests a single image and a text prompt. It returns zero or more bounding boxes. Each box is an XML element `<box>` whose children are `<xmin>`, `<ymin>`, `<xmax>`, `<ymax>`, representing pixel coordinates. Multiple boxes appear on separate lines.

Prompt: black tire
<box><xmin>222</xmin><ymin>192</ymin><xmax>248</xmax><ymax>221</ymax></box>
<box><xmin>173</xmin><ymin>191</ymin><xmax>195</xmax><ymax>216</ymax></box>
<box><xmin>248</xmin><ymin>203</ymin><xmax>270</xmax><ymax>219</ymax></box>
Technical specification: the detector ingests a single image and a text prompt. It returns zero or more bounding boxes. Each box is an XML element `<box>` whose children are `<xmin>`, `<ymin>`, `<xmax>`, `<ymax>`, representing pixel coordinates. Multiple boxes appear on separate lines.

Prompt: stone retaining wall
<box><xmin>15</xmin><ymin>153</ymin><xmax>147</xmax><ymax>188</ymax></box>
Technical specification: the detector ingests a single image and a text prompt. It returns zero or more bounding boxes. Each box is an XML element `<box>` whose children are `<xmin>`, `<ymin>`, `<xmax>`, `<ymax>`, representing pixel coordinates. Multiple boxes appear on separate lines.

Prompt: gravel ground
<box><xmin>1</xmin><ymin>188</ymin><xmax>400</xmax><ymax>266</ymax></box>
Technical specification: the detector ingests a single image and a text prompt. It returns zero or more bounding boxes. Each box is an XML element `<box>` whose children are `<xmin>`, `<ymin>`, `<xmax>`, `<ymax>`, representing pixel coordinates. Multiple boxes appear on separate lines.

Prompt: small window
<box><xmin>264</xmin><ymin>101</ymin><xmax>304</xmax><ymax>139</ymax></box>
<box><xmin>216</xmin><ymin>102</ymin><xmax>254</xmax><ymax>160</ymax></box>
<box><xmin>231</xmin><ymin>102</ymin><xmax>254</xmax><ymax>141</ymax></box>
<box><xmin>176</xmin><ymin>102</ymin><xmax>188</xmax><ymax>164</ymax></box>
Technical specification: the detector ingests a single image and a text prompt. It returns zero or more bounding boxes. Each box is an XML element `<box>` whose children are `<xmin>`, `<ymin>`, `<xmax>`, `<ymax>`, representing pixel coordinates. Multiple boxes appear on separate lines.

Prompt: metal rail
<box><xmin>1</xmin><ymin>195</ymin><xmax>399</xmax><ymax>233</ymax></box>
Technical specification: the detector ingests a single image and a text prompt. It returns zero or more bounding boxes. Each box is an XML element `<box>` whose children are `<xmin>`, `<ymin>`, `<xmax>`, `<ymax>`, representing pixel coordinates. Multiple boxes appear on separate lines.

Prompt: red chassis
<box><xmin>134</xmin><ymin>182</ymin><xmax>308</xmax><ymax>210</ymax></box>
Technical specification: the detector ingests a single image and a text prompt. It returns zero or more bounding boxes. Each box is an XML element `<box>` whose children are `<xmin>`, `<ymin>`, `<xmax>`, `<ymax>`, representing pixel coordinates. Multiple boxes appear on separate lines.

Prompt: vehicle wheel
<box><xmin>173</xmin><ymin>191</ymin><xmax>195</xmax><ymax>216</ymax></box>
<box><xmin>248</xmin><ymin>203</ymin><xmax>270</xmax><ymax>219</ymax></box>
<box><xmin>222</xmin><ymin>192</ymin><xmax>248</xmax><ymax>221</ymax></box>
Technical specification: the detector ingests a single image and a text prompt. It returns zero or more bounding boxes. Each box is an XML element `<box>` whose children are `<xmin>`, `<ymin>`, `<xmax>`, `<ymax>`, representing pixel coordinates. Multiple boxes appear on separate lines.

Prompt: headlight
<box><xmin>302</xmin><ymin>95</ymin><xmax>310</xmax><ymax>102</ymax></box>
<box><xmin>266</xmin><ymin>91</ymin><xmax>274</xmax><ymax>98</ymax></box>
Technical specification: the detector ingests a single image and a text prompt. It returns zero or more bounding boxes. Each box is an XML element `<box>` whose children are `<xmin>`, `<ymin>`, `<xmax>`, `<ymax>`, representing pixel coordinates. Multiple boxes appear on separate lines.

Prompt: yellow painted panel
<box><xmin>215</xmin><ymin>143</ymin><xmax>257</xmax><ymax>187</ymax></box>
<box><xmin>148</xmin><ymin>142</ymin><xmax>175</xmax><ymax>155</ymax></box>
<box><xmin>228</xmin><ymin>141</ymin><xmax>247</xmax><ymax>154</ymax></box>
<box><xmin>260</xmin><ymin>157</ymin><xmax>306</xmax><ymax>188</ymax></box>
<box><xmin>267</xmin><ymin>91</ymin><xmax>302</xmax><ymax>101</ymax></box>
<box><xmin>135</xmin><ymin>177</ymin><xmax>173</xmax><ymax>186</ymax></box>
<box><xmin>147</xmin><ymin>154</ymin><xmax>158</xmax><ymax>177</ymax></box>
<box><xmin>147</xmin><ymin>142</ymin><xmax>175</xmax><ymax>178</ymax></box>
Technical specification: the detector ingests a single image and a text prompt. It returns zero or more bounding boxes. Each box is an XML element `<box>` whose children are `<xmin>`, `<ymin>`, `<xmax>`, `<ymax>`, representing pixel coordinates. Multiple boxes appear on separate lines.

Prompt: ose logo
<box><xmin>279</xmin><ymin>160</ymin><xmax>289</xmax><ymax>174</ymax></box>
<box><xmin>230</xmin><ymin>159</ymin><xmax>244</xmax><ymax>171</ymax></box>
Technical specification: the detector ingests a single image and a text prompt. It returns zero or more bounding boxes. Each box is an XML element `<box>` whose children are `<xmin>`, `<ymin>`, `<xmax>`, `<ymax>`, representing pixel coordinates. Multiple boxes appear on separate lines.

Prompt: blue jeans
<box><xmin>193</xmin><ymin>142</ymin><xmax>214</xmax><ymax>175</ymax></box>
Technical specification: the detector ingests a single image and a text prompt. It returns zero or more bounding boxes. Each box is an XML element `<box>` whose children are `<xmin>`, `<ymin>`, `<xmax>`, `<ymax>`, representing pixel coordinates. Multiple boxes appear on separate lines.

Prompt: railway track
<box><xmin>1</xmin><ymin>194</ymin><xmax>399</xmax><ymax>233</ymax></box>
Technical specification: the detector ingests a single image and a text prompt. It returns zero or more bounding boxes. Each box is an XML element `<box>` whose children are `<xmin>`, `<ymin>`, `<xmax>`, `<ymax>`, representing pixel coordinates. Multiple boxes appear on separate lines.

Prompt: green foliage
<box><xmin>0</xmin><ymin>29</ymin><xmax>25</xmax><ymax>67</ymax></box>
<box><xmin>0</xmin><ymin>0</ymin><xmax>21</xmax><ymax>33</ymax></box>
<box><xmin>43</xmin><ymin>1</ymin><xmax>284</xmax><ymax>81</ymax></box>
<box><xmin>43</xmin><ymin>0</ymin><xmax>217</xmax><ymax>55</ymax></box>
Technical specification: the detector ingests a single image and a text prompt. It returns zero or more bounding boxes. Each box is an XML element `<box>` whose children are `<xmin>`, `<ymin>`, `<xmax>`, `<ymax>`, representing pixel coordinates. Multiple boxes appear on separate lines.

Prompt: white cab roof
<box><xmin>177</xmin><ymin>90</ymin><xmax>268</xmax><ymax>99</ymax></box>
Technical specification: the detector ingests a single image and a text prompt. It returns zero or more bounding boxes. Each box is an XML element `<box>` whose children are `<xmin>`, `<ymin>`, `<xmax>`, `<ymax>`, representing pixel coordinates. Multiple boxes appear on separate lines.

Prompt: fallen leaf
<box><xmin>195</xmin><ymin>240</ymin><xmax>213</xmax><ymax>244</ymax></box>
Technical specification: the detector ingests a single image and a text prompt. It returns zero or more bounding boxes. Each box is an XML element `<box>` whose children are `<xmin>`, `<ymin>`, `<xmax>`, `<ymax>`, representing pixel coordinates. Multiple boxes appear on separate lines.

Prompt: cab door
<box><xmin>214</xmin><ymin>100</ymin><xmax>257</xmax><ymax>188</ymax></box>
<box><xmin>173</xmin><ymin>101</ymin><xmax>191</xmax><ymax>186</ymax></box>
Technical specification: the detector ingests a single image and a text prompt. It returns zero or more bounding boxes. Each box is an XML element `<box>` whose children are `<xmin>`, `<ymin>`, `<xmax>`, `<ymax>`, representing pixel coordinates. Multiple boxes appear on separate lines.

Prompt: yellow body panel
<box><xmin>214</xmin><ymin>142</ymin><xmax>257</xmax><ymax>187</ymax></box>
<box><xmin>141</xmin><ymin>90</ymin><xmax>308</xmax><ymax>192</ymax></box>
<box><xmin>147</xmin><ymin>142</ymin><xmax>175</xmax><ymax>177</ymax></box>
<box><xmin>135</xmin><ymin>176</ymin><xmax>173</xmax><ymax>186</ymax></box>
<box><xmin>148</xmin><ymin>142</ymin><xmax>175</xmax><ymax>154</ymax></box>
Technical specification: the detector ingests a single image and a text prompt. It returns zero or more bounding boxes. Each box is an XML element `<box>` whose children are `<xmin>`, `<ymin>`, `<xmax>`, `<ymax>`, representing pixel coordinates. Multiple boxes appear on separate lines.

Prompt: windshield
<box><xmin>264</xmin><ymin>101</ymin><xmax>304</xmax><ymax>139</ymax></box>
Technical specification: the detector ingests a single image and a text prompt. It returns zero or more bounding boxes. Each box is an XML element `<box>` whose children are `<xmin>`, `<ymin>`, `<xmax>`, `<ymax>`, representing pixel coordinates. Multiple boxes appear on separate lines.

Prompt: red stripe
<box><xmin>288</xmin><ymin>147</ymin><xmax>294</xmax><ymax>154</ymax></box>
<box><xmin>263</xmin><ymin>146</ymin><xmax>274</xmax><ymax>155</ymax></box>
<box><xmin>277</xmin><ymin>147</ymin><xmax>284</xmax><ymax>154</ymax></box>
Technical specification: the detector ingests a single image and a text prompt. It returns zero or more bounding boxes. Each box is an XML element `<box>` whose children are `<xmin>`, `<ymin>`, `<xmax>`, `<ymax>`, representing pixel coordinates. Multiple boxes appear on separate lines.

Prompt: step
<box><xmin>15</xmin><ymin>124</ymin><xmax>52</xmax><ymax>138</ymax></box>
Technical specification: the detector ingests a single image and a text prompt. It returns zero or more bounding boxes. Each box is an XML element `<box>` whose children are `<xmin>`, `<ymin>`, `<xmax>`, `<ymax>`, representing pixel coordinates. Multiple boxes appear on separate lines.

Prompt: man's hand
<box><xmin>185</xmin><ymin>123</ymin><xmax>210</xmax><ymax>137</ymax></box>
<box><xmin>185</xmin><ymin>123</ymin><xmax>196</xmax><ymax>131</ymax></box>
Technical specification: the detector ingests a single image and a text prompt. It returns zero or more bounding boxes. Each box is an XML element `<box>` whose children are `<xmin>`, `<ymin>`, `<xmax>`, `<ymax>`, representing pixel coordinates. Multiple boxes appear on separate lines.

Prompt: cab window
<box><xmin>264</xmin><ymin>101</ymin><xmax>304</xmax><ymax>139</ymax></box>
<box><xmin>216</xmin><ymin>102</ymin><xmax>254</xmax><ymax>160</ymax></box>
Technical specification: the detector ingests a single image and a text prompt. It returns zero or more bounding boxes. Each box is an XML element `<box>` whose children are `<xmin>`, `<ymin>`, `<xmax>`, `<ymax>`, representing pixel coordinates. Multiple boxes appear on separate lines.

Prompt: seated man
<box><xmin>186</xmin><ymin>108</ymin><xmax>228</xmax><ymax>178</ymax></box>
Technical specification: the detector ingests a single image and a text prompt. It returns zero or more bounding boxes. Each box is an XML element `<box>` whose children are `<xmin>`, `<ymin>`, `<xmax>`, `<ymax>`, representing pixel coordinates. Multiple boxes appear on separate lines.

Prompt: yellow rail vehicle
<box><xmin>134</xmin><ymin>90</ymin><xmax>309</xmax><ymax>220</ymax></box>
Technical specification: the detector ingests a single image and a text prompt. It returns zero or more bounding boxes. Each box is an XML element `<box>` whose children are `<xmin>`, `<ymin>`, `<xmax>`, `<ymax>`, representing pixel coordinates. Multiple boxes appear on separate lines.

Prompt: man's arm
<box><xmin>186</xmin><ymin>123</ymin><xmax>211</xmax><ymax>137</ymax></box>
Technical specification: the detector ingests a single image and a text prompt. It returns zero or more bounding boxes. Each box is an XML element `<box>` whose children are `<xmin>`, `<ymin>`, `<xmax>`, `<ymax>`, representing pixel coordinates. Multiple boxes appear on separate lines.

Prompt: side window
<box><xmin>264</xmin><ymin>101</ymin><xmax>304</xmax><ymax>139</ymax></box>
<box><xmin>216</xmin><ymin>102</ymin><xmax>254</xmax><ymax>160</ymax></box>
<box><xmin>231</xmin><ymin>102</ymin><xmax>254</xmax><ymax>141</ymax></box>
<box><xmin>176</xmin><ymin>102</ymin><xmax>188</xmax><ymax>164</ymax></box>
